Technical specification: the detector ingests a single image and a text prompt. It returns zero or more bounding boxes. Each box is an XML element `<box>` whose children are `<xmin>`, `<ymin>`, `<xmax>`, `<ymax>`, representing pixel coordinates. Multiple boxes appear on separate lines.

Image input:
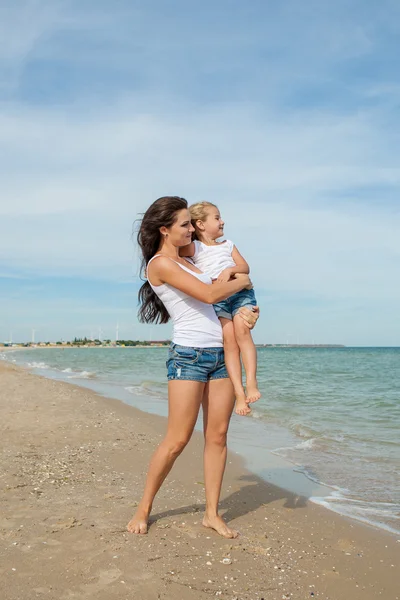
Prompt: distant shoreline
<box><xmin>256</xmin><ymin>343</ymin><xmax>346</xmax><ymax>348</ymax></box>
<box><xmin>1</xmin><ymin>343</ymin><xmax>347</xmax><ymax>349</ymax></box>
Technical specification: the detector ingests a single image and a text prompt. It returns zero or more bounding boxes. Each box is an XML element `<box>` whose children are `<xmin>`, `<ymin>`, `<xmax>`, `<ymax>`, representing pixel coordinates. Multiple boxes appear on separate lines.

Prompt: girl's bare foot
<box><xmin>127</xmin><ymin>506</ymin><xmax>150</xmax><ymax>534</ymax></box>
<box><xmin>202</xmin><ymin>514</ymin><xmax>238</xmax><ymax>538</ymax></box>
<box><xmin>235</xmin><ymin>394</ymin><xmax>251</xmax><ymax>416</ymax></box>
<box><xmin>246</xmin><ymin>381</ymin><xmax>261</xmax><ymax>404</ymax></box>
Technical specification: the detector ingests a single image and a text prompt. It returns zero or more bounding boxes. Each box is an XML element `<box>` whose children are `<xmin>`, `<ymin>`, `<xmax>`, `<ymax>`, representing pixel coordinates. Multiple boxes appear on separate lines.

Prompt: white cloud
<box><xmin>1</xmin><ymin>102</ymin><xmax>399</xmax><ymax>302</ymax></box>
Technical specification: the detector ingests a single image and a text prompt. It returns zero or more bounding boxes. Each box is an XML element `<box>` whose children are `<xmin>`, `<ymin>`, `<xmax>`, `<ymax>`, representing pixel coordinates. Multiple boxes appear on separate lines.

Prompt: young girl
<box><xmin>181</xmin><ymin>201</ymin><xmax>261</xmax><ymax>416</ymax></box>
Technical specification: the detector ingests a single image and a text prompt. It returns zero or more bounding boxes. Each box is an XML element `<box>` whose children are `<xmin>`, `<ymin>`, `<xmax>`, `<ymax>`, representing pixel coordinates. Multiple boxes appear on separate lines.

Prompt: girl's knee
<box><xmin>234</xmin><ymin>318</ymin><xmax>251</xmax><ymax>340</ymax></box>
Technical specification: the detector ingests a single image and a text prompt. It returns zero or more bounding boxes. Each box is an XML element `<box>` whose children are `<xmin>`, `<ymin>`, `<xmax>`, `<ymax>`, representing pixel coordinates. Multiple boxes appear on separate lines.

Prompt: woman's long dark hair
<box><xmin>136</xmin><ymin>196</ymin><xmax>188</xmax><ymax>323</ymax></box>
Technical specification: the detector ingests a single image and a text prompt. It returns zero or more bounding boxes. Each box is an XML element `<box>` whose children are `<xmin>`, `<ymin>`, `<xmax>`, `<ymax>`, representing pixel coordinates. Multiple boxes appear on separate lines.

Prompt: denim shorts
<box><xmin>167</xmin><ymin>343</ymin><xmax>229</xmax><ymax>382</ymax></box>
<box><xmin>213</xmin><ymin>288</ymin><xmax>257</xmax><ymax>320</ymax></box>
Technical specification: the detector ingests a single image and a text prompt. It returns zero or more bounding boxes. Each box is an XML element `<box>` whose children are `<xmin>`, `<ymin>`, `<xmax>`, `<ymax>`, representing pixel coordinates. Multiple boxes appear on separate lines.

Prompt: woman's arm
<box><xmin>148</xmin><ymin>256</ymin><xmax>251</xmax><ymax>304</ymax></box>
<box><xmin>217</xmin><ymin>245</ymin><xmax>250</xmax><ymax>282</ymax></box>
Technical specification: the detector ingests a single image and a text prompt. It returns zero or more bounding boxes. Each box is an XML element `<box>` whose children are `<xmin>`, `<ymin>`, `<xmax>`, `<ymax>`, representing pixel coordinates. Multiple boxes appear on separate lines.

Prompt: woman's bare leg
<box><xmin>202</xmin><ymin>377</ymin><xmax>238</xmax><ymax>538</ymax></box>
<box><xmin>127</xmin><ymin>380</ymin><xmax>204</xmax><ymax>534</ymax></box>
<box><xmin>233</xmin><ymin>314</ymin><xmax>261</xmax><ymax>404</ymax></box>
<box><xmin>220</xmin><ymin>318</ymin><xmax>251</xmax><ymax>415</ymax></box>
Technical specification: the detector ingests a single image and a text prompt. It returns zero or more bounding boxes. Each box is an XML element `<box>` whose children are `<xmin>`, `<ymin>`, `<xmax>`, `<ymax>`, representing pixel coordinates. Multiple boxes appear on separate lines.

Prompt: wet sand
<box><xmin>0</xmin><ymin>361</ymin><xmax>398</xmax><ymax>600</ymax></box>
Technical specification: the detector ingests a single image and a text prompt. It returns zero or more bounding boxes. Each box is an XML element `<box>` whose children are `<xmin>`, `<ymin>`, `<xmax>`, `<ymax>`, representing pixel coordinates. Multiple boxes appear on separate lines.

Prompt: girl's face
<box><xmin>164</xmin><ymin>209</ymin><xmax>194</xmax><ymax>247</ymax></box>
<box><xmin>203</xmin><ymin>206</ymin><xmax>225</xmax><ymax>239</ymax></box>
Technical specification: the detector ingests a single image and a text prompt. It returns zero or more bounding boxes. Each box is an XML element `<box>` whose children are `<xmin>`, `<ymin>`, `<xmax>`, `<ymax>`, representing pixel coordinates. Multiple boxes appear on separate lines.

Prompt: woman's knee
<box><xmin>163</xmin><ymin>435</ymin><xmax>190</xmax><ymax>457</ymax></box>
<box><xmin>205</xmin><ymin>428</ymin><xmax>228</xmax><ymax>447</ymax></box>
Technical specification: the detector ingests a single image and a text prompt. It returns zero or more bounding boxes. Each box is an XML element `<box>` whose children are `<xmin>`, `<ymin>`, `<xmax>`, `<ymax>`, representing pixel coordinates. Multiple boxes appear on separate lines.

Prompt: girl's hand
<box><xmin>234</xmin><ymin>273</ymin><xmax>253</xmax><ymax>290</ymax></box>
<box><xmin>217</xmin><ymin>268</ymin><xmax>234</xmax><ymax>283</ymax></box>
<box><xmin>238</xmin><ymin>306</ymin><xmax>259</xmax><ymax>329</ymax></box>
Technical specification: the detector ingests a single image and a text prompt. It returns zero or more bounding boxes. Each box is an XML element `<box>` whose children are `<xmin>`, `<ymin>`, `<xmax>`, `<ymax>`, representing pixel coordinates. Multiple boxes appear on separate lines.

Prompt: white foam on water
<box><xmin>311</xmin><ymin>494</ymin><xmax>400</xmax><ymax>535</ymax></box>
<box><xmin>295</xmin><ymin>438</ymin><xmax>316</xmax><ymax>450</ymax></box>
<box><xmin>27</xmin><ymin>361</ymin><xmax>50</xmax><ymax>370</ymax></box>
<box><xmin>293</xmin><ymin>467</ymin><xmax>350</xmax><ymax>494</ymax></box>
<box><xmin>66</xmin><ymin>370</ymin><xmax>96</xmax><ymax>379</ymax></box>
<box><xmin>249</xmin><ymin>409</ymin><xmax>263</xmax><ymax>420</ymax></box>
<box><xmin>272</xmin><ymin>437</ymin><xmax>317</xmax><ymax>457</ymax></box>
<box><xmin>124</xmin><ymin>385</ymin><xmax>143</xmax><ymax>396</ymax></box>
<box><xmin>124</xmin><ymin>383</ymin><xmax>165</xmax><ymax>399</ymax></box>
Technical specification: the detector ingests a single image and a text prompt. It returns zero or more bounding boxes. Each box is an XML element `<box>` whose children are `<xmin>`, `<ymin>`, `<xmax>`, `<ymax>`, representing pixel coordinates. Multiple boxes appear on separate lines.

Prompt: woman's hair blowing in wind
<box><xmin>136</xmin><ymin>196</ymin><xmax>188</xmax><ymax>324</ymax></box>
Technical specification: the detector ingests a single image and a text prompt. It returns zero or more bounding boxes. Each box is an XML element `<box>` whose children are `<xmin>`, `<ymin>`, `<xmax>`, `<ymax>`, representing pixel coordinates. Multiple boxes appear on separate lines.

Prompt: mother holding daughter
<box><xmin>127</xmin><ymin>196</ymin><xmax>258</xmax><ymax>539</ymax></box>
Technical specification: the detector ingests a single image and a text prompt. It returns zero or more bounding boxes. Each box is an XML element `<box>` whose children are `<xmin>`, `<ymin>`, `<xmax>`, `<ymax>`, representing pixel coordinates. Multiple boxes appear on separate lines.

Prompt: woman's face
<box><xmin>165</xmin><ymin>209</ymin><xmax>194</xmax><ymax>247</ymax></box>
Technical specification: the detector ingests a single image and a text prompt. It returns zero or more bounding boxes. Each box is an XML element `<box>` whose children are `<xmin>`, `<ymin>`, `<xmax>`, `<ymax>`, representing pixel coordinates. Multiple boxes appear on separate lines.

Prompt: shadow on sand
<box><xmin>149</xmin><ymin>469</ymin><xmax>311</xmax><ymax>528</ymax></box>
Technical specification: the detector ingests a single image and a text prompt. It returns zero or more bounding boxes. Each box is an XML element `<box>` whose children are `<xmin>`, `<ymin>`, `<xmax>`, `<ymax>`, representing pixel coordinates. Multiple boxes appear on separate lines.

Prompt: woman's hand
<box><xmin>238</xmin><ymin>306</ymin><xmax>259</xmax><ymax>329</ymax></box>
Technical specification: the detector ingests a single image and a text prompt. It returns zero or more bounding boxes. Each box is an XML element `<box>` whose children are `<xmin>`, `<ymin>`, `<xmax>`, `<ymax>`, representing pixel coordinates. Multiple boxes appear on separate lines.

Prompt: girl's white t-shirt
<box><xmin>192</xmin><ymin>240</ymin><xmax>236</xmax><ymax>280</ymax></box>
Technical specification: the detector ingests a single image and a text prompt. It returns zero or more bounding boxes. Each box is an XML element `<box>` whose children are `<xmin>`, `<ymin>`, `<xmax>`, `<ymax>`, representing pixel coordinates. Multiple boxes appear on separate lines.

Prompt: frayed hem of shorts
<box><xmin>232</xmin><ymin>304</ymin><xmax>257</xmax><ymax>317</ymax></box>
<box><xmin>216</xmin><ymin>313</ymin><xmax>233</xmax><ymax>321</ymax></box>
<box><xmin>167</xmin><ymin>375</ymin><xmax>229</xmax><ymax>382</ymax></box>
<box><xmin>167</xmin><ymin>376</ymin><xmax>208</xmax><ymax>383</ymax></box>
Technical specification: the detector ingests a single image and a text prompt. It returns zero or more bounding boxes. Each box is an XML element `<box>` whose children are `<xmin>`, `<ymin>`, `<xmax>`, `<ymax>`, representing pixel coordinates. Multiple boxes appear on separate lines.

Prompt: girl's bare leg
<box><xmin>233</xmin><ymin>313</ymin><xmax>261</xmax><ymax>404</ymax></box>
<box><xmin>220</xmin><ymin>318</ymin><xmax>251</xmax><ymax>416</ymax></box>
<box><xmin>127</xmin><ymin>380</ymin><xmax>204</xmax><ymax>534</ymax></box>
<box><xmin>202</xmin><ymin>377</ymin><xmax>238</xmax><ymax>538</ymax></box>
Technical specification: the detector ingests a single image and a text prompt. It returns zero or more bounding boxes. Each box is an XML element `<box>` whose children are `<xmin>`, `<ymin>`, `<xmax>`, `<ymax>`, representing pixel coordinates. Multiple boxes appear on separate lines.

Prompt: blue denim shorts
<box><xmin>213</xmin><ymin>288</ymin><xmax>257</xmax><ymax>320</ymax></box>
<box><xmin>167</xmin><ymin>343</ymin><xmax>229</xmax><ymax>382</ymax></box>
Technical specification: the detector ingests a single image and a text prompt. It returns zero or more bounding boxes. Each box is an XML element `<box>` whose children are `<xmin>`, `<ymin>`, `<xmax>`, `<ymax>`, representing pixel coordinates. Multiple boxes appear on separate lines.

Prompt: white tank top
<box><xmin>147</xmin><ymin>255</ymin><xmax>223</xmax><ymax>348</ymax></box>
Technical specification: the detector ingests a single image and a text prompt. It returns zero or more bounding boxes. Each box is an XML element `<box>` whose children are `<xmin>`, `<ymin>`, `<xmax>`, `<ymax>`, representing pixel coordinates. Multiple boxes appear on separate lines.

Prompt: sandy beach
<box><xmin>0</xmin><ymin>360</ymin><xmax>398</xmax><ymax>600</ymax></box>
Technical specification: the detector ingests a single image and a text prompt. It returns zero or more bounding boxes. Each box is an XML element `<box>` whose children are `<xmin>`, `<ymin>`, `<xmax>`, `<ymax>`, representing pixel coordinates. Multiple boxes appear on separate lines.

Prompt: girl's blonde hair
<box><xmin>189</xmin><ymin>201</ymin><xmax>218</xmax><ymax>240</ymax></box>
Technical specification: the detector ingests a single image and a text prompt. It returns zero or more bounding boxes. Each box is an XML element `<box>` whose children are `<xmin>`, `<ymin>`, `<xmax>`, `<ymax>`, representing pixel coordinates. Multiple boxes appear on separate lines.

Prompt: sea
<box><xmin>2</xmin><ymin>346</ymin><xmax>399</xmax><ymax>536</ymax></box>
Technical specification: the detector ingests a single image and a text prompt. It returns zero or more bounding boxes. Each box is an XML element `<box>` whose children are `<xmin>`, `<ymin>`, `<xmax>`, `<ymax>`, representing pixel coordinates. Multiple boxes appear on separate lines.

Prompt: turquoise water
<box><xmin>2</xmin><ymin>346</ymin><xmax>399</xmax><ymax>535</ymax></box>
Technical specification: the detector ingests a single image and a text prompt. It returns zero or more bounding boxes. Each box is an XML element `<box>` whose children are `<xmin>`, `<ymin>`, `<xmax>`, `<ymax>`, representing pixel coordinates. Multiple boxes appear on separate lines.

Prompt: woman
<box><xmin>127</xmin><ymin>196</ymin><xmax>259</xmax><ymax>539</ymax></box>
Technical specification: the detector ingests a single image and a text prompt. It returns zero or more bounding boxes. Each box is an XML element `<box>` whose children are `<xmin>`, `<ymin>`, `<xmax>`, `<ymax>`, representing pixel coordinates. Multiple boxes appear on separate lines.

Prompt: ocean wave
<box><xmin>272</xmin><ymin>437</ymin><xmax>317</xmax><ymax>457</ymax></box>
<box><xmin>125</xmin><ymin>385</ymin><xmax>143</xmax><ymax>396</ymax></box>
<box><xmin>291</xmin><ymin>423</ymin><xmax>321</xmax><ymax>439</ymax></box>
<box><xmin>27</xmin><ymin>361</ymin><xmax>51</xmax><ymax>370</ymax></box>
<box><xmin>292</xmin><ymin>466</ymin><xmax>349</xmax><ymax>493</ymax></box>
<box><xmin>295</xmin><ymin>438</ymin><xmax>316</xmax><ymax>450</ymax></box>
<box><xmin>249</xmin><ymin>409</ymin><xmax>263</xmax><ymax>420</ymax></box>
<box><xmin>124</xmin><ymin>383</ymin><xmax>166</xmax><ymax>398</ymax></box>
<box><xmin>66</xmin><ymin>370</ymin><xmax>96</xmax><ymax>379</ymax></box>
<box><xmin>311</xmin><ymin>494</ymin><xmax>400</xmax><ymax>535</ymax></box>
<box><xmin>0</xmin><ymin>350</ymin><xmax>17</xmax><ymax>359</ymax></box>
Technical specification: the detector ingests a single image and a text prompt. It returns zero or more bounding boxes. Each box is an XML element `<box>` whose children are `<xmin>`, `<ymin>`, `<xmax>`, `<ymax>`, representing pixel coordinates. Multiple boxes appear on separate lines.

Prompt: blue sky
<box><xmin>1</xmin><ymin>0</ymin><xmax>399</xmax><ymax>345</ymax></box>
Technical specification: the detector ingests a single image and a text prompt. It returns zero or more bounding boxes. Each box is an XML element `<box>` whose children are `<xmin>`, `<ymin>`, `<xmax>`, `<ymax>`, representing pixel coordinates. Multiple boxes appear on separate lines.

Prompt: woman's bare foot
<box><xmin>127</xmin><ymin>506</ymin><xmax>150</xmax><ymax>534</ymax></box>
<box><xmin>202</xmin><ymin>514</ymin><xmax>238</xmax><ymax>538</ymax></box>
<box><xmin>235</xmin><ymin>394</ymin><xmax>251</xmax><ymax>416</ymax></box>
<box><xmin>246</xmin><ymin>381</ymin><xmax>261</xmax><ymax>404</ymax></box>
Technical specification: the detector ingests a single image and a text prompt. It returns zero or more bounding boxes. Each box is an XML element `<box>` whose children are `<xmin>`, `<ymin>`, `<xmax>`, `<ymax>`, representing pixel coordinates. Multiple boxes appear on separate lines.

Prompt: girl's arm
<box><xmin>148</xmin><ymin>256</ymin><xmax>251</xmax><ymax>304</ymax></box>
<box><xmin>217</xmin><ymin>245</ymin><xmax>250</xmax><ymax>282</ymax></box>
<box><xmin>179</xmin><ymin>242</ymin><xmax>195</xmax><ymax>258</ymax></box>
